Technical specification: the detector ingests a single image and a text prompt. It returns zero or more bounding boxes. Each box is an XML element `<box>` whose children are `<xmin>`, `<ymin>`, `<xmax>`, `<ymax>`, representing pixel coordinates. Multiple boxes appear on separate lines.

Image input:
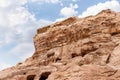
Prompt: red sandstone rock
<box><xmin>1</xmin><ymin>9</ymin><xmax>120</xmax><ymax>80</ymax></box>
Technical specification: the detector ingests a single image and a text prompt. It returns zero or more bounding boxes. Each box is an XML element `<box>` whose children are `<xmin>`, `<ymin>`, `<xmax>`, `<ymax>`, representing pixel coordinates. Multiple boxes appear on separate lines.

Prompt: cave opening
<box><xmin>27</xmin><ymin>75</ymin><xmax>36</xmax><ymax>80</ymax></box>
<box><xmin>39</xmin><ymin>72</ymin><xmax>51</xmax><ymax>80</ymax></box>
<box><xmin>56</xmin><ymin>57</ymin><xmax>61</xmax><ymax>62</ymax></box>
<box><xmin>71</xmin><ymin>53</ymin><xmax>78</xmax><ymax>58</ymax></box>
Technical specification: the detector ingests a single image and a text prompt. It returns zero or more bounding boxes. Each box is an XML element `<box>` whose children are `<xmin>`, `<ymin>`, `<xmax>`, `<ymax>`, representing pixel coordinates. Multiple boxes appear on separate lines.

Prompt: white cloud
<box><xmin>8</xmin><ymin>7</ymin><xmax>35</xmax><ymax>27</ymax></box>
<box><xmin>0</xmin><ymin>0</ymin><xmax>52</xmax><ymax>44</ymax></box>
<box><xmin>0</xmin><ymin>0</ymin><xmax>52</xmax><ymax>70</ymax></box>
<box><xmin>0</xmin><ymin>41</ymin><xmax>3</xmax><ymax>44</ymax></box>
<box><xmin>0</xmin><ymin>0</ymin><xmax>12</xmax><ymax>7</ymax></box>
<box><xmin>47</xmin><ymin>0</ymin><xmax>60</xmax><ymax>4</ymax></box>
<box><xmin>55</xmin><ymin>17</ymin><xmax>66</xmax><ymax>22</ymax></box>
<box><xmin>0</xmin><ymin>63</ymin><xmax>11</xmax><ymax>70</ymax></box>
<box><xmin>72</xmin><ymin>0</ymin><xmax>77</xmax><ymax>2</ymax></box>
<box><xmin>31</xmin><ymin>0</ymin><xmax>60</xmax><ymax>4</ymax></box>
<box><xmin>79</xmin><ymin>0</ymin><xmax>120</xmax><ymax>18</ymax></box>
<box><xmin>60</xmin><ymin>4</ymin><xmax>78</xmax><ymax>17</ymax></box>
<box><xmin>0</xmin><ymin>0</ymin><xmax>27</xmax><ymax>8</ymax></box>
<box><xmin>9</xmin><ymin>43</ymin><xmax>34</xmax><ymax>60</ymax></box>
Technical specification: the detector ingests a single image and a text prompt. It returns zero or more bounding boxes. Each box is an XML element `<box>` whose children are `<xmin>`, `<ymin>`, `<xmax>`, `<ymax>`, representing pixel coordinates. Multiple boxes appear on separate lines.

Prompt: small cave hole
<box><xmin>27</xmin><ymin>75</ymin><xmax>36</xmax><ymax>80</ymax></box>
<box><xmin>39</xmin><ymin>72</ymin><xmax>51</xmax><ymax>80</ymax></box>
<box><xmin>71</xmin><ymin>53</ymin><xmax>78</xmax><ymax>58</ymax></box>
<box><xmin>23</xmin><ymin>72</ymin><xmax>26</xmax><ymax>75</ymax></box>
<box><xmin>81</xmin><ymin>52</ymin><xmax>87</xmax><ymax>57</ymax></box>
<box><xmin>111</xmin><ymin>32</ymin><xmax>119</xmax><ymax>36</ymax></box>
<box><xmin>56</xmin><ymin>58</ymin><xmax>61</xmax><ymax>62</ymax></box>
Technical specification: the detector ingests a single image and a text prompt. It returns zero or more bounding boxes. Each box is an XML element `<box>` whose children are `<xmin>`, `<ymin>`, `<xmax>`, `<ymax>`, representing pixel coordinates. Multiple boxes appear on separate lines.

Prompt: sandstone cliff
<box><xmin>1</xmin><ymin>9</ymin><xmax>120</xmax><ymax>80</ymax></box>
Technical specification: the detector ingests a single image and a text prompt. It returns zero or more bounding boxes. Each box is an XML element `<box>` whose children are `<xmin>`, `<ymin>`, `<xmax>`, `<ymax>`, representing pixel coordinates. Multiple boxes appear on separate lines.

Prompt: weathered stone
<box><xmin>1</xmin><ymin>9</ymin><xmax>120</xmax><ymax>80</ymax></box>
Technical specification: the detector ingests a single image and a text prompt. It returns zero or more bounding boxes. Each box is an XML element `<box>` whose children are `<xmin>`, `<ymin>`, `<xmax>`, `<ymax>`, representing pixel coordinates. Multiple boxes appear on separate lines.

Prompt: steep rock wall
<box><xmin>1</xmin><ymin>9</ymin><xmax>120</xmax><ymax>80</ymax></box>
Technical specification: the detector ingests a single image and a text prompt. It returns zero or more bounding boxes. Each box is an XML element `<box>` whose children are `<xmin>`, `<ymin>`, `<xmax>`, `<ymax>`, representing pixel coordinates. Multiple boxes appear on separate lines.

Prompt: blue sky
<box><xmin>0</xmin><ymin>0</ymin><xmax>120</xmax><ymax>70</ymax></box>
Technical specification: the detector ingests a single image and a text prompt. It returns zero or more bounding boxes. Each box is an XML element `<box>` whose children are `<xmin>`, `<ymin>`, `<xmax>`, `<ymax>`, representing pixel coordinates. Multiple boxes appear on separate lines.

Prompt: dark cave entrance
<box><xmin>27</xmin><ymin>75</ymin><xmax>36</xmax><ymax>80</ymax></box>
<box><xmin>71</xmin><ymin>53</ymin><xmax>78</xmax><ymax>58</ymax></box>
<box><xmin>39</xmin><ymin>72</ymin><xmax>51</xmax><ymax>80</ymax></box>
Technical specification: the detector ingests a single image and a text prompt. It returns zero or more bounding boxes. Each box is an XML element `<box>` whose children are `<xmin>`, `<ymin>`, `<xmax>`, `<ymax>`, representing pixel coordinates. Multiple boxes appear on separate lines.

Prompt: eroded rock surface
<box><xmin>1</xmin><ymin>9</ymin><xmax>120</xmax><ymax>80</ymax></box>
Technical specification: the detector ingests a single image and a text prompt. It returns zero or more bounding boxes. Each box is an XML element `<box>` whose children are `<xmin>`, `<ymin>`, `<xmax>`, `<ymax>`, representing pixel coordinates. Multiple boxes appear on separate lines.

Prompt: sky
<box><xmin>0</xmin><ymin>0</ymin><xmax>120</xmax><ymax>70</ymax></box>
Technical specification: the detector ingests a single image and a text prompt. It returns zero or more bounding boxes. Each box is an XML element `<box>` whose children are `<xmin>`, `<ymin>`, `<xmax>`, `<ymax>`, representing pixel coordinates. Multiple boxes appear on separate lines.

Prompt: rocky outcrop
<box><xmin>1</xmin><ymin>9</ymin><xmax>120</xmax><ymax>80</ymax></box>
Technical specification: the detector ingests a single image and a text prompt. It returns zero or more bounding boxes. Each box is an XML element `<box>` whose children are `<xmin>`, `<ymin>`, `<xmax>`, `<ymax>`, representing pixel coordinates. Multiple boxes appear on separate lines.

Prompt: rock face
<box><xmin>1</xmin><ymin>9</ymin><xmax>120</xmax><ymax>80</ymax></box>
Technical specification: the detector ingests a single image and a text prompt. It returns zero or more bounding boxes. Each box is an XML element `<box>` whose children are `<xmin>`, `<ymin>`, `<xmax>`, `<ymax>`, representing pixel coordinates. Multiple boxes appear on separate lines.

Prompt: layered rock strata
<box><xmin>1</xmin><ymin>9</ymin><xmax>120</xmax><ymax>80</ymax></box>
